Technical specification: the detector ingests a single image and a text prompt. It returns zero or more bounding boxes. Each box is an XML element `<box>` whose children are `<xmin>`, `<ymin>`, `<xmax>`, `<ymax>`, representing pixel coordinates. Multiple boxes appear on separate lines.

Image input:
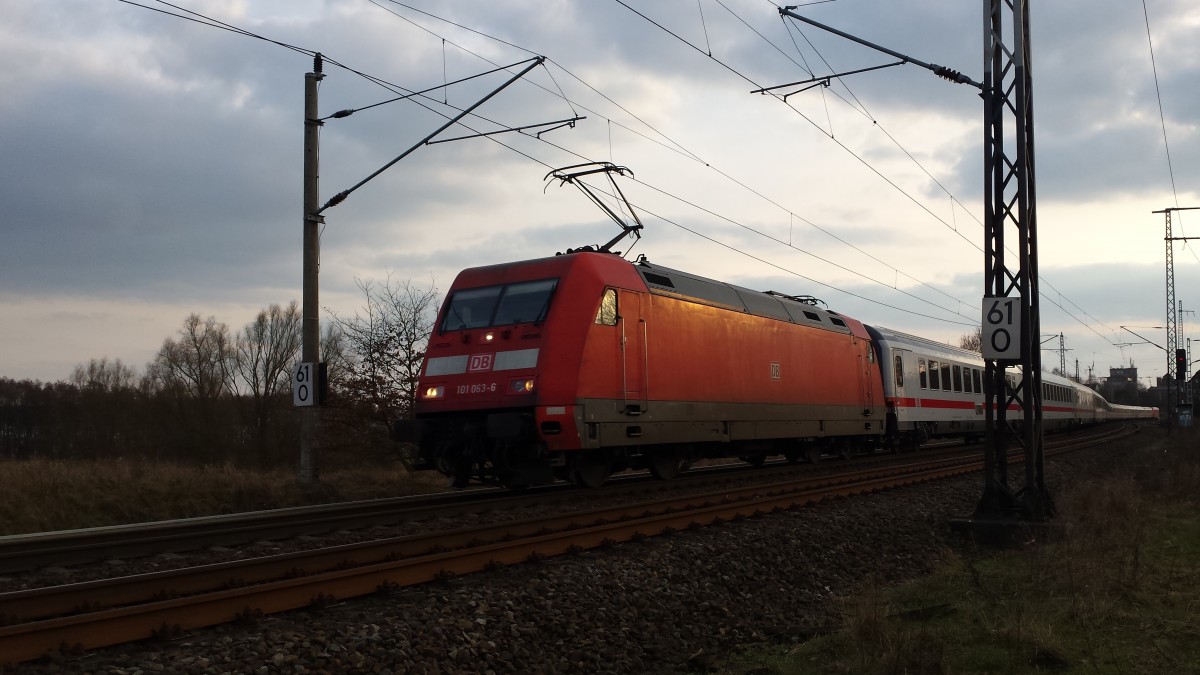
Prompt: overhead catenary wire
<box><xmin>615</xmin><ymin>0</ymin><xmax>1127</xmax><ymax>350</ymax></box>
<box><xmin>376</xmin><ymin>0</ymin><xmax>984</xmax><ymax>317</ymax></box>
<box><xmin>122</xmin><ymin>0</ymin><xmax>1128</xmax><ymax>355</ymax></box>
<box><xmin>149</xmin><ymin>0</ymin><xmax>1097</xmax><ymax>343</ymax></box>
<box><xmin>1140</xmin><ymin>0</ymin><xmax>1199</xmax><ymax>266</ymax></box>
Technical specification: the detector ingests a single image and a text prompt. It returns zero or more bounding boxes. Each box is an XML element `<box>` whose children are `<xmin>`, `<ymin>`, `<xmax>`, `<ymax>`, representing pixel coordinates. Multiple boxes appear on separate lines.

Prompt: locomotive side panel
<box><xmin>571</xmin><ymin>287</ymin><xmax>886</xmax><ymax>450</ymax></box>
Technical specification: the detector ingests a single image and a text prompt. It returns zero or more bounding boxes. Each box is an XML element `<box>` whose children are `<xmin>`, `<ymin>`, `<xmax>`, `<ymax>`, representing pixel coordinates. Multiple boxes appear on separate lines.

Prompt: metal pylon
<box><xmin>979</xmin><ymin>0</ymin><xmax>1050</xmax><ymax>521</ymax></box>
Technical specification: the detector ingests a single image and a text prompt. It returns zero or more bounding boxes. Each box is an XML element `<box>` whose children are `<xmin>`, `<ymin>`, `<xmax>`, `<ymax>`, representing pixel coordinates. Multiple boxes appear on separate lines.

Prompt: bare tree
<box><xmin>67</xmin><ymin>358</ymin><xmax>140</xmax><ymax>458</ymax></box>
<box><xmin>960</xmin><ymin>326</ymin><xmax>983</xmax><ymax>353</ymax></box>
<box><xmin>320</xmin><ymin>321</ymin><xmax>351</xmax><ymax>391</ymax></box>
<box><xmin>233</xmin><ymin>302</ymin><xmax>302</xmax><ymax>465</ymax></box>
<box><xmin>153</xmin><ymin>314</ymin><xmax>235</xmax><ymax>400</ymax></box>
<box><xmin>70</xmin><ymin>357</ymin><xmax>138</xmax><ymax>392</ymax></box>
<box><xmin>149</xmin><ymin>314</ymin><xmax>236</xmax><ymax>460</ymax></box>
<box><xmin>234</xmin><ymin>302</ymin><xmax>302</xmax><ymax>397</ymax></box>
<box><xmin>329</xmin><ymin>276</ymin><xmax>439</xmax><ymax>460</ymax></box>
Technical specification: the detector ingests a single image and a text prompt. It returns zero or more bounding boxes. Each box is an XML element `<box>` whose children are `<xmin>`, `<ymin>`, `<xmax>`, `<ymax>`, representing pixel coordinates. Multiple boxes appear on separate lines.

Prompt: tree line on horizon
<box><xmin>0</xmin><ymin>278</ymin><xmax>439</xmax><ymax>470</ymax></box>
<box><xmin>2</xmin><ymin>293</ymin><xmax>1159</xmax><ymax>468</ymax></box>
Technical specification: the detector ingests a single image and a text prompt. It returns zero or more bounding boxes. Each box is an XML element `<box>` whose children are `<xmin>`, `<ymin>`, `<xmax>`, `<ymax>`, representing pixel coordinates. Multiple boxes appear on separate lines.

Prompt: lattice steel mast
<box><xmin>1156</xmin><ymin>206</ymin><xmax>1200</xmax><ymax>427</ymax></box>
<box><xmin>773</xmin><ymin>2</ymin><xmax>1048</xmax><ymax>522</ymax></box>
<box><xmin>977</xmin><ymin>0</ymin><xmax>1049</xmax><ymax>521</ymax></box>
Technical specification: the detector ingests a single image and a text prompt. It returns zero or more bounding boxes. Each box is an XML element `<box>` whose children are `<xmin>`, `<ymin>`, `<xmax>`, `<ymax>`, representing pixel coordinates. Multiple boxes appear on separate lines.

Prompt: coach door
<box><xmin>859</xmin><ymin>351</ymin><xmax>876</xmax><ymax>412</ymax></box>
<box><xmin>618</xmin><ymin>290</ymin><xmax>647</xmax><ymax>415</ymax></box>
<box><xmin>891</xmin><ymin>348</ymin><xmax>915</xmax><ymax>415</ymax></box>
<box><xmin>893</xmin><ymin>349</ymin><xmax>911</xmax><ymax>401</ymax></box>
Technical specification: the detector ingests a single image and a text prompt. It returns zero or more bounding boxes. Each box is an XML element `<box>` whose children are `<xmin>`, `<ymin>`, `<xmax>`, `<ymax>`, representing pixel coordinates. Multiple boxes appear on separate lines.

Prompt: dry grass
<box><xmin>0</xmin><ymin>458</ymin><xmax>448</xmax><ymax>536</ymax></box>
<box><xmin>719</xmin><ymin>428</ymin><xmax>1200</xmax><ymax>674</ymax></box>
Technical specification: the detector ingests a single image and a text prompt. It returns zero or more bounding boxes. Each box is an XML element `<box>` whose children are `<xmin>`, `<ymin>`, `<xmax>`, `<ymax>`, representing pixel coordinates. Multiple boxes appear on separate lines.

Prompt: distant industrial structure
<box><xmin>1099</xmin><ymin>366</ymin><xmax>1142</xmax><ymax>406</ymax></box>
<box><xmin>1097</xmin><ymin>363</ymin><xmax>1196</xmax><ymax>426</ymax></box>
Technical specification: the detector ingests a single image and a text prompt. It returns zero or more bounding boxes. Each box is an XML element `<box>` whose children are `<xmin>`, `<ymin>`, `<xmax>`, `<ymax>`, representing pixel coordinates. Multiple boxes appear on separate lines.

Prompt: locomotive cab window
<box><xmin>493</xmin><ymin>279</ymin><xmax>557</xmax><ymax>326</ymax></box>
<box><xmin>595</xmin><ymin>288</ymin><xmax>618</xmax><ymax>326</ymax></box>
<box><xmin>440</xmin><ymin>278</ymin><xmax>558</xmax><ymax>332</ymax></box>
<box><xmin>441</xmin><ymin>286</ymin><xmax>502</xmax><ymax>331</ymax></box>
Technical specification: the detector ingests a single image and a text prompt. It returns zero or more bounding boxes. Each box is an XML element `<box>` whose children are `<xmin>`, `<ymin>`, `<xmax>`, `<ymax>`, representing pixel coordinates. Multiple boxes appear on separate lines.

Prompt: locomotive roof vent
<box><xmin>635</xmin><ymin>264</ymin><xmax>851</xmax><ymax>335</ymax></box>
<box><xmin>643</xmin><ymin>272</ymin><xmax>675</xmax><ymax>288</ymax></box>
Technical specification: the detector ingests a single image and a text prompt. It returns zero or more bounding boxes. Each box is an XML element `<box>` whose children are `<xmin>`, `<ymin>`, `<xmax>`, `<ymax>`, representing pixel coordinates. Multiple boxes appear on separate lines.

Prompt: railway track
<box><xmin>0</xmin><ymin>440</ymin><xmax>982</xmax><ymax>575</ymax></box>
<box><xmin>0</xmin><ymin>422</ymin><xmax>1139</xmax><ymax>666</ymax></box>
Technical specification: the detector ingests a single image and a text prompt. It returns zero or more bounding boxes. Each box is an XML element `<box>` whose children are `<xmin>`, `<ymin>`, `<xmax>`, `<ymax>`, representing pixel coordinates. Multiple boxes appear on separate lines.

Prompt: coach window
<box><xmin>962</xmin><ymin>368</ymin><xmax>972</xmax><ymax>394</ymax></box>
<box><xmin>894</xmin><ymin>354</ymin><xmax>904</xmax><ymax>387</ymax></box>
<box><xmin>919</xmin><ymin>359</ymin><xmax>928</xmax><ymax>389</ymax></box>
<box><xmin>953</xmin><ymin>365</ymin><xmax>963</xmax><ymax>392</ymax></box>
<box><xmin>929</xmin><ymin>360</ymin><xmax>940</xmax><ymax>390</ymax></box>
<box><xmin>595</xmin><ymin>288</ymin><xmax>618</xmax><ymax>326</ymax></box>
<box><xmin>973</xmin><ymin>368</ymin><xmax>982</xmax><ymax>394</ymax></box>
<box><xmin>941</xmin><ymin>363</ymin><xmax>952</xmax><ymax>391</ymax></box>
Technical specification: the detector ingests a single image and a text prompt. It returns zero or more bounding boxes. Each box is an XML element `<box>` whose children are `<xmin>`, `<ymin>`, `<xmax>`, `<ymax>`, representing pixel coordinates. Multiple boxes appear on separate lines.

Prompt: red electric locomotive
<box><xmin>396</xmin><ymin>163</ymin><xmax>1155</xmax><ymax>488</ymax></box>
<box><xmin>397</xmin><ymin>250</ymin><xmax>887</xmax><ymax>488</ymax></box>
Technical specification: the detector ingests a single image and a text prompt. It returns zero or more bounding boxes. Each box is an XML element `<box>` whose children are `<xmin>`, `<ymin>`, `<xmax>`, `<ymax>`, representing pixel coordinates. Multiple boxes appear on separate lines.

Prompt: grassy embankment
<box><xmin>0</xmin><ymin>459</ymin><xmax>448</xmax><ymax>536</ymax></box>
<box><xmin>720</xmin><ymin>428</ymin><xmax>1200</xmax><ymax>674</ymax></box>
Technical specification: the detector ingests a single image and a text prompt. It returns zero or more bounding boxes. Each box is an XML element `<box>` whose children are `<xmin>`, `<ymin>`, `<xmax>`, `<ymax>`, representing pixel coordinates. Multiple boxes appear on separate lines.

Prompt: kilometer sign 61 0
<box><xmin>982</xmin><ymin>296</ymin><xmax>1022</xmax><ymax>361</ymax></box>
<box><xmin>293</xmin><ymin>362</ymin><xmax>315</xmax><ymax>407</ymax></box>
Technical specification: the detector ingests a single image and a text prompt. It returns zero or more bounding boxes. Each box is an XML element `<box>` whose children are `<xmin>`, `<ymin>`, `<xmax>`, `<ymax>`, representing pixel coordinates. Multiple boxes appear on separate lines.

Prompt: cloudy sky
<box><xmin>2</xmin><ymin>0</ymin><xmax>1197</xmax><ymax>386</ymax></box>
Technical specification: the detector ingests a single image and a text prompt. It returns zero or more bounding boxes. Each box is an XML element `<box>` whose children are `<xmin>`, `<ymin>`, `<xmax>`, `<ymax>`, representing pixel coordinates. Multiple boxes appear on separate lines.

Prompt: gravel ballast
<box><xmin>10</xmin><ymin>432</ymin><xmax>1156</xmax><ymax>674</ymax></box>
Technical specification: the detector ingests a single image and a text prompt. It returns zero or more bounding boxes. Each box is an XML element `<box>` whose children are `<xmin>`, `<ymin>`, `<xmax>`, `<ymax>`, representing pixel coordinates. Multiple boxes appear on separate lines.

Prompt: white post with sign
<box><xmin>293</xmin><ymin>362</ymin><xmax>316</xmax><ymax>407</ymax></box>
<box><xmin>982</xmin><ymin>296</ymin><xmax>1022</xmax><ymax>362</ymax></box>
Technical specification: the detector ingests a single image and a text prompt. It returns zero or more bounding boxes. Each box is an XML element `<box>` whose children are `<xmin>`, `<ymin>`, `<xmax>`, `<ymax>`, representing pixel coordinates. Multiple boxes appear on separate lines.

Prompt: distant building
<box><xmin>1101</xmin><ymin>366</ymin><xmax>1140</xmax><ymax>405</ymax></box>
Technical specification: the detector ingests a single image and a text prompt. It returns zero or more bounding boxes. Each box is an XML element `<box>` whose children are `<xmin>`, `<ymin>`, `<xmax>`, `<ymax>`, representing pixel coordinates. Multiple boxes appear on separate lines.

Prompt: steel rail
<box><xmin>0</xmin><ymin>487</ymin><xmax>525</xmax><ymax>574</ymax></box>
<box><xmin>0</xmin><ymin>451</ymin><xmax>982</xmax><ymax>623</ymax></box>
<box><xmin>0</xmin><ymin>440</ymin><xmax>956</xmax><ymax>574</ymax></box>
<box><xmin>0</xmin><ymin>423</ymin><xmax>1141</xmax><ymax>666</ymax></box>
<box><xmin>0</xmin><ymin>423</ymin><xmax>1133</xmax><ymax>576</ymax></box>
<box><xmin>0</xmin><ymin>461</ymin><xmax>975</xmax><ymax>664</ymax></box>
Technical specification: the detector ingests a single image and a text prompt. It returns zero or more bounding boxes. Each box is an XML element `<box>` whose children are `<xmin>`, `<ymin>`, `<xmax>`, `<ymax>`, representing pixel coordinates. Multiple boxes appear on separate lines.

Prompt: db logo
<box><xmin>468</xmin><ymin>354</ymin><xmax>494</xmax><ymax>372</ymax></box>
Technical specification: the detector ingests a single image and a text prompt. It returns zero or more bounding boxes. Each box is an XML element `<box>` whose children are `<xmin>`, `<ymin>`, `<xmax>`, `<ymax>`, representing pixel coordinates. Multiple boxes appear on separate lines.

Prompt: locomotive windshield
<box><xmin>440</xmin><ymin>278</ymin><xmax>558</xmax><ymax>331</ymax></box>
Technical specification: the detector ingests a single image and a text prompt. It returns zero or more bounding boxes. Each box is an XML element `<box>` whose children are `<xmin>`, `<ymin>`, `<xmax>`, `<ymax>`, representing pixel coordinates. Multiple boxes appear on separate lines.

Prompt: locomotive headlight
<box><xmin>484</xmin><ymin>332</ymin><xmax>495</xmax><ymax>342</ymax></box>
<box><xmin>508</xmin><ymin>377</ymin><xmax>535</xmax><ymax>394</ymax></box>
<box><xmin>421</xmin><ymin>385</ymin><xmax>445</xmax><ymax>400</ymax></box>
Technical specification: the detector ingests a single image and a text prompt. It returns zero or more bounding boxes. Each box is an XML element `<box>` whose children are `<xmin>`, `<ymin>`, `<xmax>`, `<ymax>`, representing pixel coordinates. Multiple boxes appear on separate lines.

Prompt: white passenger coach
<box><xmin>864</xmin><ymin>326</ymin><xmax>1156</xmax><ymax>448</ymax></box>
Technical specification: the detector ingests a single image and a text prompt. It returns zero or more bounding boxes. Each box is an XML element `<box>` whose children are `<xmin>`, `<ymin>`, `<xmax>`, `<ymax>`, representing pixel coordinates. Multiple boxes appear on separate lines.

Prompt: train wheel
<box><xmin>784</xmin><ymin>449</ymin><xmax>801</xmax><ymax>464</ymax></box>
<box><xmin>570</xmin><ymin>451</ymin><xmax>611</xmax><ymax>488</ymax></box>
<box><xmin>741</xmin><ymin>453</ymin><xmax>767</xmax><ymax>467</ymax></box>
<box><xmin>648</xmin><ymin>449</ymin><xmax>685</xmax><ymax>480</ymax></box>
